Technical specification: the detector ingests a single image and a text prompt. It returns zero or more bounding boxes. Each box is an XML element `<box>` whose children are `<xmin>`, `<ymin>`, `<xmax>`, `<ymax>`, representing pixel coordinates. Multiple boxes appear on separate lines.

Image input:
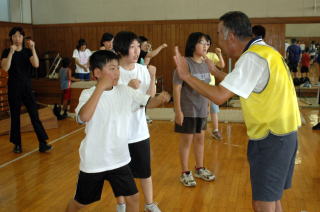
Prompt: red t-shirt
<box><xmin>301</xmin><ymin>53</ymin><xmax>310</xmax><ymax>67</ymax></box>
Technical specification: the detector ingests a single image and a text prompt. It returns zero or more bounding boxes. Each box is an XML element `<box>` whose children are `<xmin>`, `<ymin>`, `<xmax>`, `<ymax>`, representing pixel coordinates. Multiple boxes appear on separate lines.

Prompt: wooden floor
<box><xmin>0</xmin><ymin>108</ymin><xmax>319</xmax><ymax>212</ymax></box>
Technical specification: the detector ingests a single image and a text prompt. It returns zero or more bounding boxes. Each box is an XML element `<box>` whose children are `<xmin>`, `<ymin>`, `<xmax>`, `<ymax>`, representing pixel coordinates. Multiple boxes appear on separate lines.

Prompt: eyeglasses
<box><xmin>198</xmin><ymin>40</ymin><xmax>210</xmax><ymax>46</ymax></box>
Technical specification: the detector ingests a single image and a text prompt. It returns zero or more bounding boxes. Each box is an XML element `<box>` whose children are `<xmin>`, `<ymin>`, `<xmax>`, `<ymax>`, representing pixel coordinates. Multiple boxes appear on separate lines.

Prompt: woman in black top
<box><xmin>1</xmin><ymin>26</ymin><xmax>52</xmax><ymax>153</ymax></box>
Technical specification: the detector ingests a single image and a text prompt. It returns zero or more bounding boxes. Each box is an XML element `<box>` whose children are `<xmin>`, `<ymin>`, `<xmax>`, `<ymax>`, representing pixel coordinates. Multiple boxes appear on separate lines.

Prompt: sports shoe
<box><xmin>117</xmin><ymin>203</ymin><xmax>126</xmax><ymax>212</ymax></box>
<box><xmin>13</xmin><ymin>144</ymin><xmax>22</xmax><ymax>153</ymax></box>
<box><xmin>144</xmin><ymin>202</ymin><xmax>161</xmax><ymax>212</ymax></box>
<box><xmin>211</xmin><ymin>130</ymin><xmax>222</xmax><ymax>140</ymax></box>
<box><xmin>301</xmin><ymin>82</ymin><xmax>312</xmax><ymax>88</ymax></box>
<box><xmin>39</xmin><ymin>142</ymin><xmax>52</xmax><ymax>153</ymax></box>
<box><xmin>180</xmin><ymin>171</ymin><xmax>196</xmax><ymax>187</ymax></box>
<box><xmin>194</xmin><ymin>167</ymin><xmax>215</xmax><ymax>181</ymax></box>
<box><xmin>312</xmin><ymin>122</ymin><xmax>320</xmax><ymax>130</ymax></box>
<box><xmin>147</xmin><ymin>118</ymin><xmax>153</xmax><ymax>124</ymax></box>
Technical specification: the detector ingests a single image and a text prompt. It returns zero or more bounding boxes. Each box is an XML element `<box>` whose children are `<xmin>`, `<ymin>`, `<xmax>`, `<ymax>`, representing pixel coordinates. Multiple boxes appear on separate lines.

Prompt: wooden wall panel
<box><xmin>0</xmin><ymin>22</ymin><xmax>33</xmax><ymax>57</ymax></box>
<box><xmin>31</xmin><ymin>20</ymin><xmax>285</xmax><ymax>93</ymax></box>
<box><xmin>0</xmin><ymin>19</ymin><xmax>288</xmax><ymax>94</ymax></box>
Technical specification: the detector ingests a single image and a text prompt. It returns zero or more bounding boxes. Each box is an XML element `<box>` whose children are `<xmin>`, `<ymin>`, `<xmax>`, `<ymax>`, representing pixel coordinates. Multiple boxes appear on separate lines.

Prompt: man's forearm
<box><xmin>183</xmin><ymin>75</ymin><xmax>230</xmax><ymax>105</ymax></box>
<box><xmin>211</xmin><ymin>69</ymin><xmax>227</xmax><ymax>84</ymax></box>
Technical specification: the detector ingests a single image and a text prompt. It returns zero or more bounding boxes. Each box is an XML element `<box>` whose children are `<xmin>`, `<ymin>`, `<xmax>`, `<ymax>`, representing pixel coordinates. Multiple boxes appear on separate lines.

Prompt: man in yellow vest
<box><xmin>173</xmin><ymin>11</ymin><xmax>301</xmax><ymax>212</ymax></box>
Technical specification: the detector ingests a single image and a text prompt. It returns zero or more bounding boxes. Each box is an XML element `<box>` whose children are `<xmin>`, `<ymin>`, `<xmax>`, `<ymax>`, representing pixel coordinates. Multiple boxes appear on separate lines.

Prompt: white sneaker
<box><xmin>144</xmin><ymin>202</ymin><xmax>161</xmax><ymax>212</ymax></box>
<box><xmin>211</xmin><ymin>130</ymin><xmax>222</xmax><ymax>140</ymax></box>
<box><xmin>194</xmin><ymin>168</ymin><xmax>215</xmax><ymax>181</ymax></box>
<box><xmin>117</xmin><ymin>203</ymin><xmax>126</xmax><ymax>212</ymax></box>
<box><xmin>180</xmin><ymin>171</ymin><xmax>196</xmax><ymax>187</ymax></box>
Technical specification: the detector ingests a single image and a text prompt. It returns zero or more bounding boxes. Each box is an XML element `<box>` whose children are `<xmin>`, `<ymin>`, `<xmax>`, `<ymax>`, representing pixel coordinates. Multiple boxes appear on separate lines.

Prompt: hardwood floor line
<box><xmin>0</xmin><ymin>126</ymin><xmax>84</xmax><ymax>169</ymax></box>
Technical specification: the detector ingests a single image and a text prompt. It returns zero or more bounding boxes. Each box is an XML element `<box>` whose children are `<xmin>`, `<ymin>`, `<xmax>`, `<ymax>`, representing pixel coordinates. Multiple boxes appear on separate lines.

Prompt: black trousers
<box><xmin>8</xmin><ymin>83</ymin><xmax>48</xmax><ymax>145</ymax></box>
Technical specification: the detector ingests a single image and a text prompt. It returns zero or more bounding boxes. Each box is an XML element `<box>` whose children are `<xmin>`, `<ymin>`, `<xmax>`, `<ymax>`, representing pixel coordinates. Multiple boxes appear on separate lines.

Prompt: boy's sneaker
<box><xmin>194</xmin><ymin>167</ymin><xmax>215</xmax><ymax>181</ymax></box>
<box><xmin>146</xmin><ymin>115</ymin><xmax>153</xmax><ymax>124</ymax></box>
<box><xmin>211</xmin><ymin>130</ymin><xmax>222</xmax><ymax>140</ymax></box>
<box><xmin>144</xmin><ymin>202</ymin><xmax>161</xmax><ymax>212</ymax></box>
<box><xmin>180</xmin><ymin>171</ymin><xmax>196</xmax><ymax>187</ymax></box>
<box><xmin>147</xmin><ymin>118</ymin><xmax>153</xmax><ymax>124</ymax></box>
<box><xmin>117</xmin><ymin>203</ymin><xmax>126</xmax><ymax>212</ymax></box>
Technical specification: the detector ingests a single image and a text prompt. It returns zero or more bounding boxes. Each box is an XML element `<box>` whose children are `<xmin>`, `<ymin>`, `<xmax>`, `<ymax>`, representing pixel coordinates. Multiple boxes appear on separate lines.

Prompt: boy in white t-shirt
<box><xmin>66</xmin><ymin>50</ymin><xmax>169</xmax><ymax>212</ymax></box>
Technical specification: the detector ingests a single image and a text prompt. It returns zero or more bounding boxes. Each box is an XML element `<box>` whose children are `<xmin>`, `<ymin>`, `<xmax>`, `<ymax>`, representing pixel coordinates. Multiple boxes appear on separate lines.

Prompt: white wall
<box><xmin>286</xmin><ymin>24</ymin><xmax>320</xmax><ymax>37</ymax></box>
<box><xmin>31</xmin><ymin>0</ymin><xmax>320</xmax><ymax>24</ymax></box>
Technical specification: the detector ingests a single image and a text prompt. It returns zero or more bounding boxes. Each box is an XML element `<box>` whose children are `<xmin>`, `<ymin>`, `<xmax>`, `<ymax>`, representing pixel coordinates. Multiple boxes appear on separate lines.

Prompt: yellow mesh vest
<box><xmin>240</xmin><ymin>45</ymin><xmax>301</xmax><ymax>140</ymax></box>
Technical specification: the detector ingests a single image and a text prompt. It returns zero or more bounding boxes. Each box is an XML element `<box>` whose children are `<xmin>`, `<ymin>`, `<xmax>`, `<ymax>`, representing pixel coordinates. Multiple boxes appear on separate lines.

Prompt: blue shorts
<box><xmin>75</xmin><ymin>73</ymin><xmax>90</xmax><ymax>80</ymax></box>
<box><xmin>210</xmin><ymin>102</ymin><xmax>220</xmax><ymax>113</ymax></box>
<box><xmin>247</xmin><ymin>132</ymin><xmax>298</xmax><ymax>201</ymax></box>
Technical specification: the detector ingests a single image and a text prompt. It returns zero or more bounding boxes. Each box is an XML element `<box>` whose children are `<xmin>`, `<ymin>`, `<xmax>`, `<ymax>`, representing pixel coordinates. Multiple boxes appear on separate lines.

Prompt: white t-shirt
<box><xmin>72</xmin><ymin>49</ymin><xmax>92</xmax><ymax>74</ymax></box>
<box><xmin>118</xmin><ymin>63</ymin><xmax>151</xmax><ymax>143</ymax></box>
<box><xmin>220</xmin><ymin>40</ymin><xmax>270</xmax><ymax>99</ymax></box>
<box><xmin>75</xmin><ymin>85</ymin><xmax>150</xmax><ymax>173</ymax></box>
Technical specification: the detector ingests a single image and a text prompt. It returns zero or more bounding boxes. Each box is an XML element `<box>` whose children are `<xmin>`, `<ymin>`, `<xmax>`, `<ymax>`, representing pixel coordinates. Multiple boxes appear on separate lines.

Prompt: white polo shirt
<box><xmin>220</xmin><ymin>40</ymin><xmax>270</xmax><ymax>99</ymax></box>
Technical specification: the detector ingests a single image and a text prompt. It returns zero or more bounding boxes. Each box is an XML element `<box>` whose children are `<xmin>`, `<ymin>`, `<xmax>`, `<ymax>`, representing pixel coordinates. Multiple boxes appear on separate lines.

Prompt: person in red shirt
<box><xmin>300</xmin><ymin>47</ymin><xmax>310</xmax><ymax>80</ymax></box>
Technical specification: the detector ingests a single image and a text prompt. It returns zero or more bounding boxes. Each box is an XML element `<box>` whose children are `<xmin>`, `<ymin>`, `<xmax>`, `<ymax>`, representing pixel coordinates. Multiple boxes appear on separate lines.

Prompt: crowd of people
<box><xmin>1</xmin><ymin>10</ymin><xmax>319</xmax><ymax>212</ymax></box>
<box><xmin>286</xmin><ymin>38</ymin><xmax>320</xmax><ymax>87</ymax></box>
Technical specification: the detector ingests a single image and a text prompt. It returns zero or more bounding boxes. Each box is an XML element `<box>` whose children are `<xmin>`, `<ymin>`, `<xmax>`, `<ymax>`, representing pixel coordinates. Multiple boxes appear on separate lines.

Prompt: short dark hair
<box><xmin>204</xmin><ymin>34</ymin><xmax>212</xmax><ymax>45</ymax></box>
<box><xmin>76</xmin><ymin>38</ymin><xmax>87</xmax><ymax>50</ymax></box>
<box><xmin>113</xmin><ymin>31</ymin><xmax>139</xmax><ymax>56</ymax></box>
<box><xmin>61</xmin><ymin>57</ymin><xmax>71</xmax><ymax>68</ymax></box>
<box><xmin>219</xmin><ymin>11</ymin><xmax>252</xmax><ymax>41</ymax></box>
<box><xmin>291</xmin><ymin>38</ymin><xmax>297</xmax><ymax>44</ymax></box>
<box><xmin>185</xmin><ymin>32</ymin><xmax>206</xmax><ymax>57</ymax></box>
<box><xmin>252</xmin><ymin>25</ymin><xmax>266</xmax><ymax>39</ymax></box>
<box><xmin>89</xmin><ymin>50</ymin><xmax>119</xmax><ymax>72</ymax></box>
<box><xmin>9</xmin><ymin>26</ymin><xmax>25</xmax><ymax>41</ymax></box>
<box><xmin>138</xmin><ymin>36</ymin><xmax>148</xmax><ymax>43</ymax></box>
<box><xmin>100</xmin><ymin>32</ymin><xmax>113</xmax><ymax>46</ymax></box>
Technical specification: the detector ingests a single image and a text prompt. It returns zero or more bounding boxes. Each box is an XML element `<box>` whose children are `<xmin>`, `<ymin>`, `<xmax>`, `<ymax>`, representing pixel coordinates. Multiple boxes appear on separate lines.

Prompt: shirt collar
<box><xmin>243</xmin><ymin>37</ymin><xmax>263</xmax><ymax>53</ymax></box>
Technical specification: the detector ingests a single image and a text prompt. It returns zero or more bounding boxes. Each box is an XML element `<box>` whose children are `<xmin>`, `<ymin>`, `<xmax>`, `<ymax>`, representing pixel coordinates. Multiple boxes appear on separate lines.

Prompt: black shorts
<box><xmin>128</xmin><ymin>139</ymin><xmax>151</xmax><ymax>178</ymax></box>
<box><xmin>300</xmin><ymin>66</ymin><xmax>309</xmax><ymax>73</ymax></box>
<box><xmin>174</xmin><ymin>117</ymin><xmax>207</xmax><ymax>134</ymax></box>
<box><xmin>247</xmin><ymin>132</ymin><xmax>298</xmax><ymax>201</ymax></box>
<box><xmin>288</xmin><ymin>62</ymin><xmax>298</xmax><ymax>73</ymax></box>
<box><xmin>74</xmin><ymin>165</ymin><xmax>138</xmax><ymax>205</ymax></box>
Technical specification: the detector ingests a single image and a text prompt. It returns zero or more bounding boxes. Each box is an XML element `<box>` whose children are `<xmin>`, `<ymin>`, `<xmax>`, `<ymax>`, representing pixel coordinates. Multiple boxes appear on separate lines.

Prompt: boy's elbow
<box><xmin>78</xmin><ymin>114</ymin><xmax>90</xmax><ymax>123</ymax></box>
